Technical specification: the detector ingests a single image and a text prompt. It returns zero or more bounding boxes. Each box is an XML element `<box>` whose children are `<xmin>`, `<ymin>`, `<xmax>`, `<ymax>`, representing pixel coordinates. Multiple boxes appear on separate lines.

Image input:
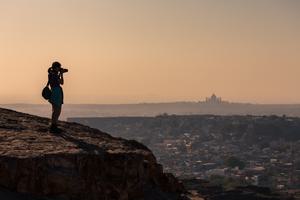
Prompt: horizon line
<box><xmin>2</xmin><ymin>101</ymin><xmax>300</xmax><ymax>106</ymax></box>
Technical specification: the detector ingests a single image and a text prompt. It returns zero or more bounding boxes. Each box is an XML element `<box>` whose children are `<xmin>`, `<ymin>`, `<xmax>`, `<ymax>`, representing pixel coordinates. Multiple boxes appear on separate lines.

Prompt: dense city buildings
<box><xmin>69</xmin><ymin>114</ymin><xmax>300</xmax><ymax>194</ymax></box>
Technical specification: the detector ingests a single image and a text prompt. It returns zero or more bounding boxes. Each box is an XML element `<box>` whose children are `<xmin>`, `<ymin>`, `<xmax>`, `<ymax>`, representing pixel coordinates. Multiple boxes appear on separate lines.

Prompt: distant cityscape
<box><xmin>2</xmin><ymin>94</ymin><xmax>300</xmax><ymax>119</ymax></box>
<box><xmin>69</xmin><ymin>115</ymin><xmax>300</xmax><ymax>193</ymax></box>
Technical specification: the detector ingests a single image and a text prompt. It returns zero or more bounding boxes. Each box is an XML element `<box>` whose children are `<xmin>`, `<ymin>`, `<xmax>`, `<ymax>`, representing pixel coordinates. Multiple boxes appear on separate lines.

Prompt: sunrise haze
<box><xmin>1</xmin><ymin>0</ymin><xmax>299</xmax><ymax>104</ymax></box>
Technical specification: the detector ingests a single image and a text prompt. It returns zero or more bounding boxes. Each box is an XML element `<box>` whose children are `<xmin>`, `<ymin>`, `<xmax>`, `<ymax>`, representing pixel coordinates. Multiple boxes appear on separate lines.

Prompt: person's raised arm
<box><xmin>46</xmin><ymin>73</ymin><xmax>50</xmax><ymax>87</ymax></box>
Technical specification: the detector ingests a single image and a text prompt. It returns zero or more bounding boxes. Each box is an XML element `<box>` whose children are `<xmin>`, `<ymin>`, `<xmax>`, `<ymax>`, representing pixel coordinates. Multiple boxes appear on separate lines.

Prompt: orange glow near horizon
<box><xmin>0</xmin><ymin>0</ymin><xmax>299</xmax><ymax>104</ymax></box>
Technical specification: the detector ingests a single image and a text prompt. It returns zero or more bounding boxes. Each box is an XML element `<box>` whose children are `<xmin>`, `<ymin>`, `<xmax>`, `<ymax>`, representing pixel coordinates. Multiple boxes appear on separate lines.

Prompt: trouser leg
<box><xmin>51</xmin><ymin>104</ymin><xmax>62</xmax><ymax>126</ymax></box>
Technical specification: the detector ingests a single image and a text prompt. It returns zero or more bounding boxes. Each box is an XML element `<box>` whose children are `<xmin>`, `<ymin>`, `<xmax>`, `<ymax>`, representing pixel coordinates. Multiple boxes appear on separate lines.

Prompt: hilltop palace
<box><xmin>204</xmin><ymin>94</ymin><xmax>228</xmax><ymax>104</ymax></box>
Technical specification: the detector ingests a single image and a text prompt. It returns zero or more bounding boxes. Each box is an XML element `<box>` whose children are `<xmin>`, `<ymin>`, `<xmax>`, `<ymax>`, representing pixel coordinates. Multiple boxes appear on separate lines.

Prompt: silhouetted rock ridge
<box><xmin>0</xmin><ymin>108</ymin><xmax>184</xmax><ymax>200</ymax></box>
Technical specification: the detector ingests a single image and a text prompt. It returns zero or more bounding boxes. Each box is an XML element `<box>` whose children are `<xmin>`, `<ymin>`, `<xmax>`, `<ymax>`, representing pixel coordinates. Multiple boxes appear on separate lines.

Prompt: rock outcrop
<box><xmin>0</xmin><ymin>108</ymin><xmax>185</xmax><ymax>200</ymax></box>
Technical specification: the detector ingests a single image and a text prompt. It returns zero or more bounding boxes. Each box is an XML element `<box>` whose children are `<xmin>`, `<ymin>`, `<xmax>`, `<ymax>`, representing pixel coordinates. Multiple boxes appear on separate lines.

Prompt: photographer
<box><xmin>46</xmin><ymin>61</ymin><xmax>68</xmax><ymax>133</ymax></box>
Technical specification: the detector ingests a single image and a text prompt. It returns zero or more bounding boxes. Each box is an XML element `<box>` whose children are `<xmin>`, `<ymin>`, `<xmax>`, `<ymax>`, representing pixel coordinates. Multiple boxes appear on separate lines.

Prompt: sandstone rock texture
<box><xmin>0</xmin><ymin>108</ymin><xmax>185</xmax><ymax>200</ymax></box>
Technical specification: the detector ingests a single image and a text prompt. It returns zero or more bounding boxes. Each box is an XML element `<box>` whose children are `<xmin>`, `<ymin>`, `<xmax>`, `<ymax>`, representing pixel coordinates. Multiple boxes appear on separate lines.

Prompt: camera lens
<box><xmin>61</xmin><ymin>68</ymin><xmax>68</xmax><ymax>73</ymax></box>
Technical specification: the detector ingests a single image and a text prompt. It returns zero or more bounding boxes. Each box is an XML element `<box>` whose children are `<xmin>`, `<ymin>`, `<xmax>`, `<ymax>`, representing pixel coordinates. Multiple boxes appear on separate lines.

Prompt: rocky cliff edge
<box><xmin>0</xmin><ymin>108</ymin><xmax>185</xmax><ymax>200</ymax></box>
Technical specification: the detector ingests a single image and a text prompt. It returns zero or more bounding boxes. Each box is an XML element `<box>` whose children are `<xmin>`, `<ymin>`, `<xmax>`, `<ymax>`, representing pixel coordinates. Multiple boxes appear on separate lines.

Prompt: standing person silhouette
<box><xmin>47</xmin><ymin>61</ymin><xmax>68</xmax><ymax>133</ymax></box>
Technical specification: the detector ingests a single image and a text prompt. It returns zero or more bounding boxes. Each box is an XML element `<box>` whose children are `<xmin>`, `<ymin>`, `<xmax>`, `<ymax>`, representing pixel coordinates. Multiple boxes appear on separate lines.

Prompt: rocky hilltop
<box><xmin>0</xmin><ymin>108</ymin><xmax>185</xmax><ymax>200</ymax></box>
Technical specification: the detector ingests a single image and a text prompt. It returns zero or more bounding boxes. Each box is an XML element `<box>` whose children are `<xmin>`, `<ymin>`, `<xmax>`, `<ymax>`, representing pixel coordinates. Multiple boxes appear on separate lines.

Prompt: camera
<box><xmin>60</xmin><ymin>68</ymin><xmax>68</xmax><ymax>73</ymax></box>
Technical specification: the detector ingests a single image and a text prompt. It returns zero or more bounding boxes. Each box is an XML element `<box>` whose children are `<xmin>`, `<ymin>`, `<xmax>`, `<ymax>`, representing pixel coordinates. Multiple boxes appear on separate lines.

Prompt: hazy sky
<box><xmin>0</xmin><ymin>0</ymin><xmax>299</xmax><ymax>104</ymax></box>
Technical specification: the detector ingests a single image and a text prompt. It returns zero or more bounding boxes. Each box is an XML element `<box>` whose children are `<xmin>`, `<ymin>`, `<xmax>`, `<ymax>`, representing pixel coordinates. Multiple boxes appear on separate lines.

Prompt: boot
<box><xmin>50</xmin><ymin>124</ymin><xmax>62</xmax><ymax>133</ymax></box>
